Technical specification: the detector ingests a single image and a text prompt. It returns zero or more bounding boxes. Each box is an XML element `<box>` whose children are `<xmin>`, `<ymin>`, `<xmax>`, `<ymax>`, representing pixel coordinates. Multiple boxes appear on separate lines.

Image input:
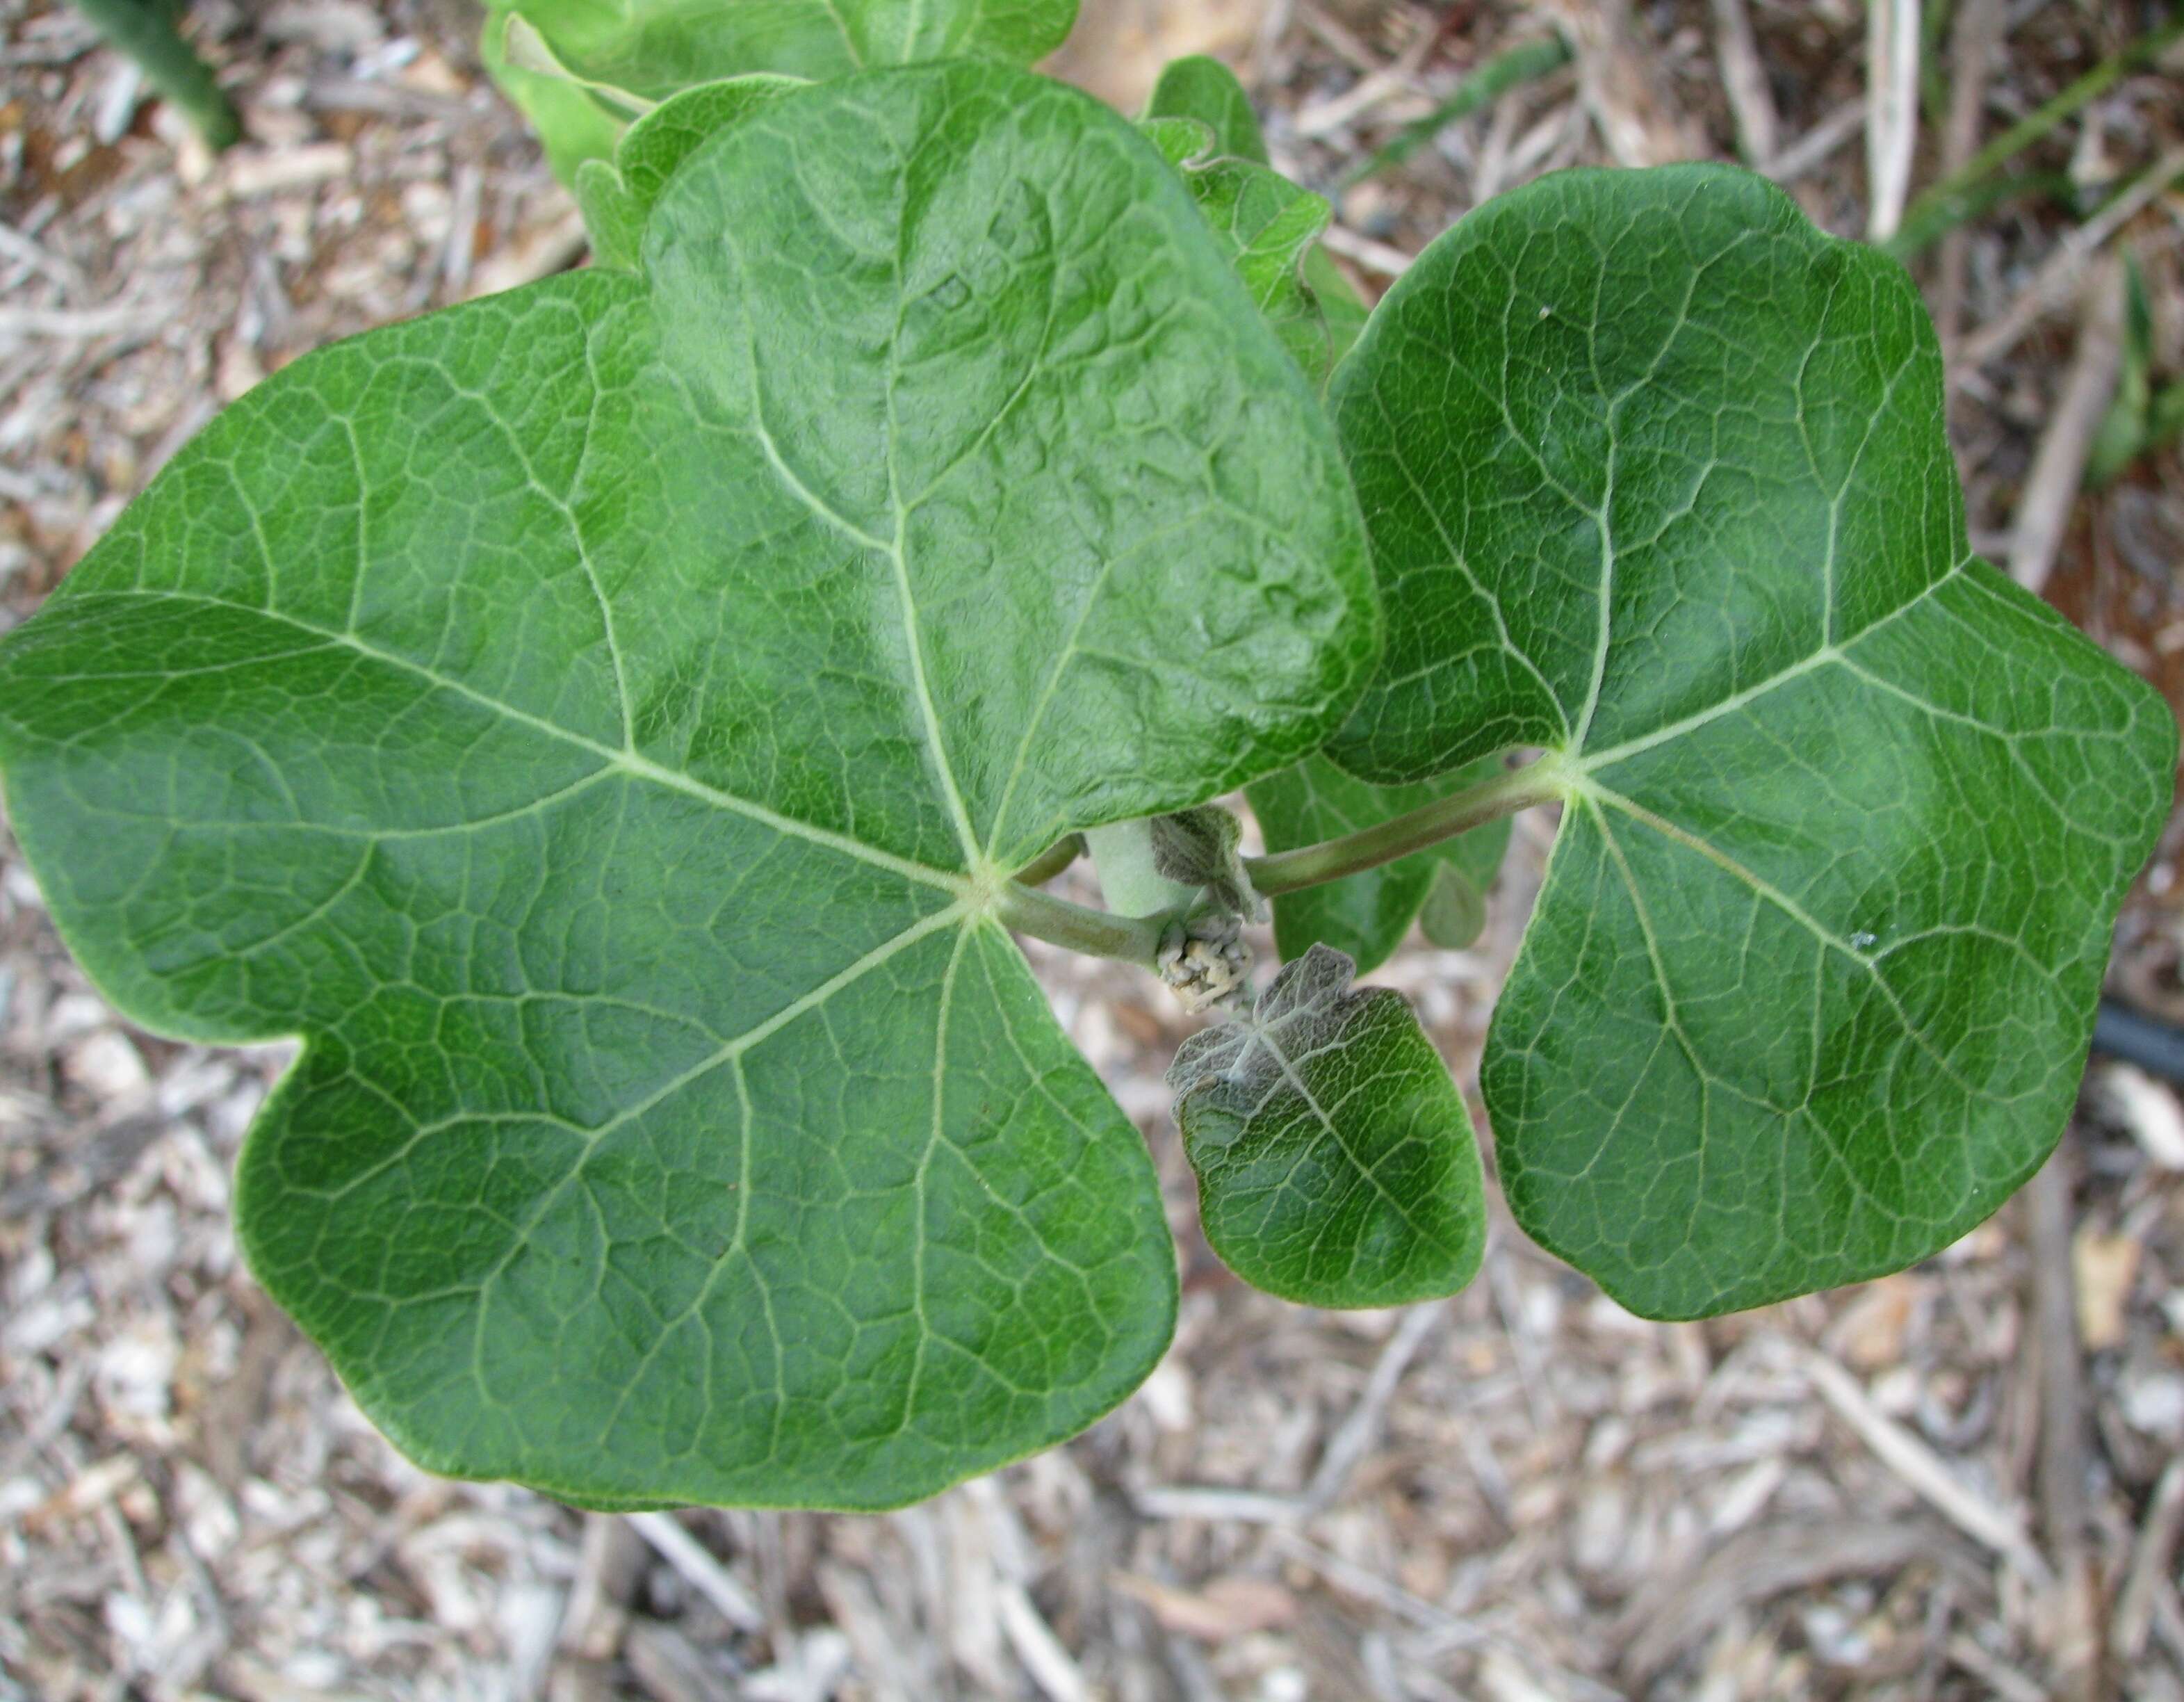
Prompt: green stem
<box><xmin>1001</xmin><ymin>759</ymin><xmax>1567</xmax><ymax>966</ymax></box>
<box><xmin>1245</xmin><ymin>756</ymin><xmax>1566</xmax><ymax>898</ymax></box>
<box><xmin>75</xmin><ymin>0</ymin><xmax>241</xmax><ymax>150</ymax></box>
<box><xmin>995</xmin><ymin>882</ymin><xmax>1168</xmax><ymax>968</ymax></box>
<box><xmin>1339</xmin><ymin>36</ymin><xmax>1572</xmax><ymax>188</ymax></box>
<box><xmin>1011</xmin><ymin>834</ymin><xmax>1082</xmax><ymax>888</ymax></box>
<box><xmin>1886</xmin><ymin>13</ymin><xmax>2184</xmax><ymax>260</ymax></box>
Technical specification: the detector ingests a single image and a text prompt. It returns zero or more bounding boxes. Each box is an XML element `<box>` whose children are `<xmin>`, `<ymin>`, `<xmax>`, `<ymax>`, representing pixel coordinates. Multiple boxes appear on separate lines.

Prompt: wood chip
<box><xmin>1111</xmin><ymin>1571</ymin><xmax>1299</xmax><ymax>1640</ymax></box>
<box><xmin>1795</xmin><ymin>1343</ymin><xmax>2052</xmax><ymax>1583</ymax></box>
<box><xmin>626</xmin><ymin>1512</ymin><xmax>763</xmax><ymax>1635</ymax></box>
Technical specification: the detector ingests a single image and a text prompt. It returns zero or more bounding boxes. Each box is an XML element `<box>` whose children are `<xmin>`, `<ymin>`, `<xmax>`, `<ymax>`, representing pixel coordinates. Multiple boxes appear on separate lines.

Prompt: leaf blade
<box><xmin>0</xmin><ymin>65</ymin><xmax>1374</xmax><ymax>1505</ymax></box>
<box><xmin>1171</xmin><ymin>946</ymin><xmax>1485</xmax><ymax>1306</ymax></box>
<box><xmin>1329</xmin><ymin>164</ymin><xmax>2174</xmax><ymax>1317</ymax></box>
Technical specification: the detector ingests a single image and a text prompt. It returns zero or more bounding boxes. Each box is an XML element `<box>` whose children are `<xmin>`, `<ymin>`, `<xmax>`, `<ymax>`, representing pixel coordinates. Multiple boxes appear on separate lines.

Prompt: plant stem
<box><xmin>995</xmin><ymin>882</ymin><xmax>1168</xmax><ymax>968</ymax></box>
<box><xmin>1000</xmin><ymin>759</ymin><xmax>1567</xmax><ymax>964</ymax></box>
<box><xmin>1244</xmin><ymin>756</ymin><xmax>1567</xmax><ymax>898</ymax></box>
<box><xmin>75</xmin><ymin>0</ymin><xmax>241</xmax><ymax>150</ymax></box>
<box><xmin>1011</xmin><ymin>834</ymin><xmax>1082</xmax><ymax>888</ymax></box>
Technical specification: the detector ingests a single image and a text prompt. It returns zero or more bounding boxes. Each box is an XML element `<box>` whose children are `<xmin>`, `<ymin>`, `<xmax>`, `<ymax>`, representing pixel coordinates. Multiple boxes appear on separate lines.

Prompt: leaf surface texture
<box><xmin>1328</xmin><ymin>165</ymin><xmax>2175</xmax><ymax>1317</ymax></box>
<box><xmin>0</xmin><ymin>65</ymin><xmax>1376</xmax><ymax>1505</ymax></box>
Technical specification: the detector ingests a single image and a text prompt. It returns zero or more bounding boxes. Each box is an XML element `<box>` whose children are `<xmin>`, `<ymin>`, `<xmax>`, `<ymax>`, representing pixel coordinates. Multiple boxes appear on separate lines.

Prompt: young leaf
<box><xmin>1169</xmin><ymin>944</ymin><xmax>1485</xmax><ymax>1306</ymax></box>
<box><xmin>1303</xmin><ymin>245</ymin><xmax>1369</xmax><ymax>369</ymax></box>
<box><xmin>0</xmin><ymin>65</ymin><xmax>1377</xmax><ymax>1509</ymax></box>
<box><xmin>1417</xmin><ymin>861</ymin><xmax>1490</xmax><ymax>950</ymax></box>
<box><xmin>1143</xmin><ymin>54</ymin><xmax>1270</xmax><ymax>165</ymax></box>
<box><xmin>1328</xmin><ymin>165</ymin><xmax>2176</xmax><ymax>1319</ymax></box>
<box><xmin>1177</xmin><ymin>159</ymin><xmax>1348</xmax><ymax>386</ymax></box>
<box><xmin>1139</xmin><ymin>53</ymin><xmax>1367</xmax><ymax>384</ymax></box>
<box><xmin>1247</xmin><ymin>754</ymin><xmax>1510</xmax><ymax>973</ymax></box>
<box><xmin>1137</xmin><ymin>114</ymin><xmax>1216</xmax><ymax>168</ymax></box>
<box><xmin>482</xmin><ymin>4</ymin><xmax>629</xmax><ymax>183</ymax></box>
<box><xmin>1148</xmin><ymin>806</ymin><xmax>1257</xmax><ymax>918</ymax></box>
<box><xmin>575</xmin><ymin>75</ymin><xmax>806</xmax><ymax>270</ymax></box>
<box><xmin>484</xmin><ymin>0</ymin><xmax>1081</xmax><ymax>178</ymax></box>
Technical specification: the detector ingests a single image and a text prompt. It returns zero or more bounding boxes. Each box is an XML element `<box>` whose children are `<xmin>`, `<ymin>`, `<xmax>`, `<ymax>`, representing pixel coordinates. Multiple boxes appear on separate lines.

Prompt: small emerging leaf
<box><xmin>1148</xmin><ymin>805</ymin><xmax>1257</xmax><ymax>918</ymax></box>
<box><xmin>1143</xmin><ymin>54</ymin><xmax>1269</xmax><ymax>165</ymax></box>
<box><xmin>1247</xmin><ymin>753</ymin><xmax>1510</xmax><ymax>973</ymax></box>
<box><xmin>1141</xmin><ymin>52</ymin><xmax>1365</xmax><ymax>386</ymax></box>
<box><xmin>1138</xmin><ymin>114</ymin><xmax>1216</xmax><ymax>168</ymax></box>
<box><xmin>1171</xmin><ymin>945</ymin><xmax>1485</xmax><ymax>1306</ymax></box>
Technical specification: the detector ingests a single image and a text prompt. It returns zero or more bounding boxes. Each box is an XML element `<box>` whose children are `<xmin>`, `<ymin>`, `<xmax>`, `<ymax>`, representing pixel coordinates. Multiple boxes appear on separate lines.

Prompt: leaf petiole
<box><xmin>1244</xmin><ymin>756</ymin><xmax>1566</xmax><ymax>898</ymax></box>
<box><xmin>995</xmin><ymin>880</ymin><xmax>1170</xmax><ymax>968</ymax></box>
<box><xmin>997</xmin><ymin>759</ymin><xmax>1565</xmax><ymax>968</ymax></box>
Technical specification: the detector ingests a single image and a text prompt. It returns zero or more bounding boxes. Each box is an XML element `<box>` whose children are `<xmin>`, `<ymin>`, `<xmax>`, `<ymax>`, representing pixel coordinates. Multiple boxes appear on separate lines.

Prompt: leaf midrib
<box><xmin>58</xmin><ymin>587</ymin><xmax>975</xmax><ymax>896</ymax></box>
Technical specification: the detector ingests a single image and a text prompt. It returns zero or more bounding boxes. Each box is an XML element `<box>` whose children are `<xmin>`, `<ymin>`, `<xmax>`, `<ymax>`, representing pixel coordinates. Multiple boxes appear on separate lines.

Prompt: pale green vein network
<box><xmin>1327</xmin><ymin>162</ymin><xmax>2173</xmax><ymax>1318</ymax></box>
<box><xmin>60</xmin><ymin>587</ymin><xmax>973</xmax><ymax>895</ymax></box>
<box><xmin>0</xmin><ymin>60</ymin><xmax>1384</xmax><ymax>1507</ymax></box>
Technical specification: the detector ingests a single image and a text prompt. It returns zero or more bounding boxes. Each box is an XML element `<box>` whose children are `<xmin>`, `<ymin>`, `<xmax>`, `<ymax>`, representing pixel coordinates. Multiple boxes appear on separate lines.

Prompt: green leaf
<box><xmin>1303</xmin><ymin>244</ymin><xmax>1369</xmax><ymax>369</ymax></box>
<box><xmin>482</xmin><ymin>6</ymin><xmax>630</xmax><ymax>182</ymax></box>
<box><xmin>1417</xmin><ymin>860</ymin><xmax>1489</xmax><ymax>950</ymax></box>
<box><xmin>1141</xmin><ymin>52</ymin><xmax>1365</xmax><ymax>384</ymax></box>
<box><xmin>572</xmin><ymin>159</ymin><xmax>647</xmax><ymax>269</ymax></box>
<box><xmin>1137</xmin><ymin>113</ymin><xmax>1215</xmax><ymax>168</ymax></box>
<box><xmin>1175</xmin><ymin>158</ymin><xmax>1346</xmax><ymax>385</ymax></box>
<box><xmin>1169</xmin><ymin>944</ymin><xmax>1485</xmax><ymax>1305</ymax></box>
<box><xmin>1148</xmin><ymin>805</ymin><xmax>1256</xmax><ymax>918</ymax></box>
<box><xmin>575</xmin><ymin>75</ymin><xmax>806</xmax><ymax>270</ymax></box>
<box><xmin>484</xmin><ymin>0</ymin><xmax>1080</xmax><ymax>179</ymax></box>
<box><xmin>0</xmin><ymin>65</ymin><xmax>1376</xmax><ymax>1508</ymax></box>
<box><xmin>1248</xmin><ymin>754</ymin><xmax>1510</xmax><ymax>972</ymax></box>
<box><xmin>1328</xmin><ymin>164</ymin><xmax>2175</xmax><ymax>1318</ymax></box>
<box><xmin>1143</xmin><ymin>54</ymin><xmax>1269</xmax><ymax>165</ymax></box>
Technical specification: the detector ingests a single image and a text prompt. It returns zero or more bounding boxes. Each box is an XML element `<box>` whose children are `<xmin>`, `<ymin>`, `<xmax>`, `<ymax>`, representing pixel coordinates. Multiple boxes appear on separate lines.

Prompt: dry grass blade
<box><xmin>2007</xmin><ymin>256</ymin><xmax>2128</xmax><ymax>593</ymax></box>
<box><xmin>1960</xmin><ymin>149</ymin><xmax>2184</xmax><ymax>370</ymax></box>
<box><xmin>1763</xmin><ymin>97</ymin><xmax>1866</xmax><ymax>184</ymax></box>
<box><xmin>1541</xmin><ymin>0</ymin><xmax>1703</xmax><ymax>166</ymax></box>
<box><xmin>1931</xmin><ymin>0</ymin><xmax>2005</xmax><ymax>348</ymax></box>
<box><xmin>1707</xmin><ymin>0</ymin><xmax>1776</xmax><ymax>164</ymax></box>
<box><xmin>2026</xmin><ymin>1146</ymin><xmax>2103</xmax><ymax>1700</ymax></box>
<box><xmin>626</xmin><ymin>1513</ymin><xmax>763</xmax><ymax>1634</ymax></box>
<box><xmin>1864</xmin><ymin>0</ymin><xmax>1920</xmax><ymax>239</ymax></box>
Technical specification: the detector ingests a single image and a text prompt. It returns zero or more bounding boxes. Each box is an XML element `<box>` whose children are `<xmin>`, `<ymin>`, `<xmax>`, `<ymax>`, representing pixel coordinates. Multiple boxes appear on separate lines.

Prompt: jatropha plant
<box><xmin>1</xmin><ymin>0</ymin><xmax>2172</xmax><ymax>1512</ymax></box>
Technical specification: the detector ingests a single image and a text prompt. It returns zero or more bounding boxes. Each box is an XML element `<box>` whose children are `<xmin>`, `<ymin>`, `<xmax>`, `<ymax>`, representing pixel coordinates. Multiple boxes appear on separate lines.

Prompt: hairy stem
<box><xmin>995</xmin><ymin>882</ymin><xmax>1168</xmax><ymax>968</ymax></box>
<box><xmin>76</xmin><ymin>0</ymin><xmax>242</xmax><ymax>149</ymax></box>
<box><xmin>1246</xmin><ymin>756</ymin><xmax>1567</xmax><ymax>898</ymax></box>
<box><xmin>1011</xmin><ymin>834</ymin><xmax>1082</xmax><ymax>888</ymax></box>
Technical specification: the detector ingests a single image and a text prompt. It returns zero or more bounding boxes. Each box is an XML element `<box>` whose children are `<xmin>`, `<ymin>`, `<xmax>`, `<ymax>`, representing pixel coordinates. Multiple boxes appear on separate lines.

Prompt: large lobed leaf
<box><xmin>0</xmin><ymin>65</ymin><xmax>1376</xmax><ymax>1507</ymax></box>
<box><xmin>1329</xmin><ymin>165</ymin><xmax>2176</xmax><ymax>1318</ymax></box>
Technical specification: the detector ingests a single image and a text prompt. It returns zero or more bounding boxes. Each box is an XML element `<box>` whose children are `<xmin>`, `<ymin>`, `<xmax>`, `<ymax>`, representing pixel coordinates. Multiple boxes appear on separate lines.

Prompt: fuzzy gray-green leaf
<box><xmin>1170</xmin><ymin>944</ymin><xmax>1485</xmax><ymax>1306</ymax></box>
